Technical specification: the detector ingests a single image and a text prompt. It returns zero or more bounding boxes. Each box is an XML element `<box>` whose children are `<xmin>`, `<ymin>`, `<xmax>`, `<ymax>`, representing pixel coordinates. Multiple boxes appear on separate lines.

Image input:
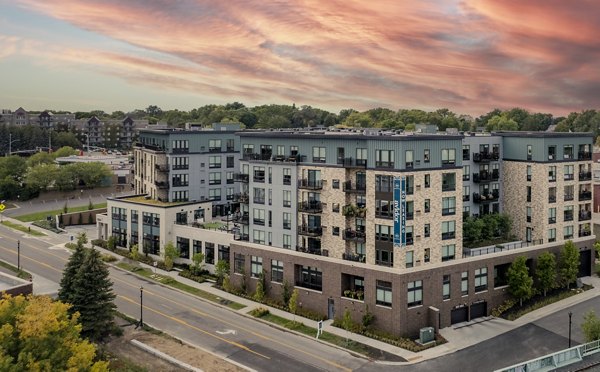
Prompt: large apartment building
<box><xmin>133</xmin><ymin>123</ymin><xmax>241</xmax><ymax>216</ymax></box>
<box><xmin>101</xmin><ymin>127</ymin><xmax>595</xmax><ymax>338</ymax></box>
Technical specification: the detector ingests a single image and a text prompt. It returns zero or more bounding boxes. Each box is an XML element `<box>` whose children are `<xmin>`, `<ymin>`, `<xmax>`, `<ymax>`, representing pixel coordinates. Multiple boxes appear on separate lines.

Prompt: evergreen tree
<box><xmin>57</xmin><ymin>235</ymin><xmax>87</xmax><ymax>305</ymax></box>
<box><xmin>507</xmin><ymin>256</ymin><xmax>533</xmax><ymax>306</ymax></box>
<box><xmin>560</xmin><ymin>240</ymin><xmax>580</xmax><ymax>289</ymax></box>
<box><xmin>536</xmin><ymin>251</ymin><xmax>557</xmax><ymax>296</ymax></box>
<box><xmin>71</xmin><ymin>248</ymin><xmax>116</xmax><ymax>341</ymax></box>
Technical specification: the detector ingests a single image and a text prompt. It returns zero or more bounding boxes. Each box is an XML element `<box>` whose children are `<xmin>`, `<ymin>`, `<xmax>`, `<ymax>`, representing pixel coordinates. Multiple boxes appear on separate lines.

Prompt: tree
<box><xmin>254</xmin><ymin>271</ymin><xmax>265</xmax><ymax>302</ymax></box>
<box><xmin>0</xmin><ymin>295</ymin><xmax>109</xmax><ymax>371</ymax></box>
<box><xmin>215</xmin><ymin>259</ymin><xmax>229</xmax><ymax>286</ymax></box>
<box><xmin>26</xmin><ymin>151</ymin><xmax>54</xmax><ymax>167</ymax></box>
<box><xmin>52</xmin><ymin>146</ymin><xmax>79</xmax><ymax>158</ymax></box>
<box><xmin>560</xmin><ymin>240</ymin><xmax>580</xmax><ymax>289</ymax></box>
<box><xmin>0</xmin><ymin>156</ymin><xmax>27</xmax><ymax>181</ymax></box>
<box><xmin>594</xmin><ymin>241</ymin><xmax>600</xmax><ymax>259</ymax></box>
<box><xmin>507</xmin><ymin>256</ymin><xmax>533</xmax><ymax>306</ymax></box>
<box><xmin>289</xmin><ymin>288</ymin><xmax>299</xmax><ymax>322</ymax></box>
<box><xmin>190</xmin><ymin>252</ymin><xmax>205</xmax><ymax>275</ymax></box>
<box><xmin>71</xmin><ymin>248</ymin><xmax>117</xmax><ymax>341</ymax></box>
<box><xmin>163</xmin><ymin>241</ymin><xmax>179</xmax><ymax>271</ymax></box>
<box><xmin>53</xmin><ymin>131</ymin><xmax>81</xmax><ymax>149</ymax></box>
<box><xmin>282</xmin><ymin>280</ymin><xmax>292</xmax><ymax>305</ymax></box>
<box><xmin>106</xmin><ymin>235</ymin><xmax>116</xmax><ymax>251</ymax></box>
<box><xmin>582</xmin><ymin>310</ymin><xmax>600</xmax><ymax>342</ymax></box>
<box><xmin>486</xmin><ymin>114</ymin><xmax>519</xmax><ymax>131</ymax></box>
<box><xmin>535</xmin><ymin>251</ymin><xmax>557</xmax><ymax>297</ymax></box>
<box><xmin>24</xmin><ymin>163</ymin><xmax>58</xmax><ymax>192</ymax></box>
<box><xmin>58</xmin><ymin>235</ymin><xmax>87</xmax><ymax>305</ymax></box>
<box><xmin>74</xmin><ymin>162</ymin><xmax>112</xmax><ymax>188</ymax></box>
<box><xmin>342</xmin><ymin>308</ymin><xmax>353</xmax><ymax>344</ymax></box>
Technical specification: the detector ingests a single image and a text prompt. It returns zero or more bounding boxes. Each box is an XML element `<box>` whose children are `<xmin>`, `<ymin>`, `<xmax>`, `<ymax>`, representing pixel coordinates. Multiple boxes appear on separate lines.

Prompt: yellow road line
<box><xmin>0</xmin><ymin>241</ymin><xmax>353</xmax><ymax>371</ymax></box>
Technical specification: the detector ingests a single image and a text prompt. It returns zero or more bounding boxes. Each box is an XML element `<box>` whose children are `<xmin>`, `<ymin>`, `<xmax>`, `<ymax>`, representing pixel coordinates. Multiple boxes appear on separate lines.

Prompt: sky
<box><xmin>0</xmin><ymin>0</ymin><xmax>599</xmax><ymax>116</ymax></box>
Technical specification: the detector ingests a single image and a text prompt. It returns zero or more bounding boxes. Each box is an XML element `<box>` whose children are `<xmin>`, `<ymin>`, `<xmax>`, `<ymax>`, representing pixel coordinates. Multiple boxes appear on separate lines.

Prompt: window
<box><xmin>208</xmin><ymin>172</ymin><xmax>221</xmax><ymax>185</ymax></box>
<box><xmin>442</xmin><ymin>173</ymin><xmax>456</xmax><ymax>191</ymax></box>
<box><xmin>527</xmin><ymin>145</ymin><xmax>532</xmax><ymax>160</ymax></box>
<box><xmin>442</xmin><ymin>221</ymin><xmax>456</xmax><ymax>240</ymax></box>
<box><xmin>283</xmin><ymin>212</ymin><xmax>291</xmax><ymax>230</ymax></box>
<box><xmin>424</xmin><ymin>174</ymin><xmax>430</xmax><ymax>188</ymax></box>
<box><xmin>564</xmin><ymin>145</ymin><xmax>574</xmax><ymax>159</ymax></box>
<box><xmin>408</xmin><ymin>280</ymin><xmax>423</xmax><ymax>307</ymax></box>
<box><xmin>253</xmin><ymin>166</ymin><xmax>265</xmax><ymax>182</ymax></box>
<box><xmin>253</xmin><ymin>208</ymin><xmax>265</xmax><ymax>225</ymax></box>
<box><xmin>276</xmin><ymin>145</ymin><xmax>285</xmax><ymax>156</ymax></box>
<box><xmin>527</xmin><ymin>186</ymin><xmax>531</xmax><ymax>202</ymax></box>
<box><xmin>442</xmin><ymin>244</ymin><xmax>455</xmax><ymax>261</ymax></box>
<box><xmin>271</xmin><ymin>260</ymin><xmax>283</xmax><ymax>283</ymax></box>
<box><xmin>376</xmin><ymin>280</ymin><xmax>392</xmax><ymax>307</ymax></box>
<box><xmin>548</xmin><ymin>146</ymin><xmax>556</xmax><ymax>160</ymax></box>
<box><xmin>172</xmin><ymin>190</ymin><xmax>189</xmax><ymax>202</ymax></box>
<box><xmin>475</xmin><ymin>267</ymin><xmax>488</xmax><ymax>292</ymax></box>
<box><xmin>406</xmin><ymin>251</ymin><xmax>414</xmax><ymax>268</ymax></box>
<box><xmin>204</xmin><ymin>243</ymin><xmax>215</xmax><ymax>264</ymax></box>
<box><xmin>193</xmin><ymin>240</ymin><xmax>202</xmax><ymax>254</ymax></box>
<box><xmin>312</xmin><ymin>147</ymin><xmax>326</xmax><ymax>163</ymax></box>
<box><xmin>332</xmin><ymin>226</ymin><xmax>340</xmax><ymax>236</ymax></box>
<box><xmin>375</xmin><ymin>248</ymin><xmax>393</xmax><ymax>267</ymax></box>
<box><xmin>218</xmin><ymin>245</ymin><xmax>229</xmax><ymax>262</ymax></box>
<box><xmin>441</xmin><ymin>148</ymin><xmax>456</xmax><ymax>165</ymax></box>
<box><xmin>443</xmin><ymin>275</ymin><xmax>451</xmax><ymax>300</ymax></box>
<box><xmin>226</xmin><ymin>171</ymin><xmax>234</xmax><ymax>184</ymax></box>
<box><xmin>564</xmin><ymin>165</ymin><xmax>574</xmax><ymax>181</ymax></box>
<box><xmin>226</xmin><ymin>187</ymin><xmax>234</xmax><ymax>201</ymax></box>
<box><xmin>548</xmin><ymin>207</ymin><xmax>556</xmax><ymax>224</ymax></box>
<box><xmin>356</xmin><ymin>148</ymin><xmax>367</xmax><ymax>166</ymax></box>
<box><xmin>173</xmin><ymin>156</ymin><xmax>189</xmax><ymax>170</ymax></box>
<box><xmin>283</xmin><ymin>168</ymin><xmax>291</xmax><ymax>185</ymax></box>
<box><xmin>424</xmin><ymin>224</ymin><xmax>430</xmax><ymax>238</ymax></box>
<box><xmin>176</xmin><ymin>237</ymin><xmax>190</xmax><ymax>259</ymax></box>
<box><xmin>332</xmin><ymin>203</ymin><xmax>340</xmax><ymax>213</ymax></box>
<box><xmin>208</xmin><ymin>188</ymin><xmax>221</xmax><ymax>201</ymax></box>
<box><xmin>424</xmin><ymin>149</ymin><xmax>430</xmax><ymax>163</ymax></box>
<box><xmin>375</xmin><ymin>175</ymin><xmax>393</xmax><ymax>192</ymax></box>
<box><xmin>548</xmin><ymin>228</ymin><xmax>556</xmax><ymax>243</ymax></box>
<box><xmin>251</xmin><ymin>256</ymin><xmax>263</xmax><ymax>278</ymax></box>
<box><xmin>375</xmin><ymin>224</ymin><xmax>392</xmax><ymax>241</ymax></box>
<box><xmin>463</xmin><ymin>165</ymin><xmax>470</xmax><ymax>181</ymax></box>
<box><xmin>442</xmin><ymin>197</ymin><xmax>456</xmax><ymax>216</ymax></box>
<box><xmin>564</xmin><ymin>205</ymin><xmax>574</xmax><ymax>222</ymax></box>
<box><xmin>424</xmin><ymin>199</ymin><xmax>430</xmax><ymax>213</ymax></box>
<box><xmin>209</xmin><ymin>155</ymin><xmax>221</xmax><ymax>168</ymax></box>
<box><xmin>332</xmin><ymin>179</ymin><xmax>340</xmax><ymax>189</ymax></box>
<box><xmin>526</xmin><ymin>207</ymin><xmax>532</xmax><ymax>223</ymax></box>
<box><xmin>283</xmin><ymin>190</ymin><xmax>291</xmax><ymax>207</ymax></box>
<box><xmin>209</xmin><ymin>139</ymin><xmax>222</xmax><ymax>152</ymax></box>
<box><xmin>283</xmin><ymin>234</ymin><xmax>291</xmax><ymax>249</ymax></box>
<box><xmin>296</xmin><ymin>266</ymin><xmax>322</xmax><ymax>291</ymax></box>
<box><xmin>226</xmin><ymin>156</ymin><xmax>235</xmax><ymax>168</ymax></box>
<box><xmin>172</xmin><ymin>139</ymin><xmax>189</xmax><ymax>153</ymax></box>
<box><xmin>254</xmin><ymin>187</ymin><xmax>265</xmax><ymax>204</ymax></box>
<box><xmin>234</xmin><ymin>253</ymin><xmax>245</xmax><ymax>274</ymax></box>
<box><xmin>547</xmin><ymin>166</ymin><xmax>555</xmax><ymax>182</ymax></box>
<box><xmin>564</xmin><ymin>225</ymin><xmax>574</xmax><ymax>239</ymax></box>
<box><xmin>375</xmin><ymin>150</ymin><xmax>394</xmax><ymax>168</ymax></box>
<box><xmin>564</xmin><ymin>185</ymin><xmax>574</xmax><ymax>201</ymax></box>
<box><xmin>461</xmin><ymin>272</ymin><xmax>469</xmax><ymax>295</ymax></box>
<box><xmin>253</xmin><ymin>230</ymin><xmax>265</xmax><ymax>244</ymax></box>
<box><xmin>405</xmin><ymin>150</ymin><xmax>414</xmax><ymax>168</ymax></box>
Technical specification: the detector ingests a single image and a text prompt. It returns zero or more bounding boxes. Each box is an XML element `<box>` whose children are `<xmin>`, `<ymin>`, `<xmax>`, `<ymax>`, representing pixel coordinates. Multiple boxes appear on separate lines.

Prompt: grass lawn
<box><xmin>1</xmin><ymin>221</ymin><xmax>46</xmax><ymax>236</ymax></box>
<box><xmin>116</xmin><ymin>262</ymin><xmax>245</xmax><ymax>310</ymax></box>
<box><xmin>256</xmin><ymin>312</ymin><xmax>383</xmax><ymax>358</ymax></box>
<box><xmin>0</xmin><ymin>260</ymin><xmax>32</xmax><ymax>280</ymax></box>
<box><xmin>14</xmin><ymin>203</ymin><xmax>107</xmax><ymax>222</ymax></box>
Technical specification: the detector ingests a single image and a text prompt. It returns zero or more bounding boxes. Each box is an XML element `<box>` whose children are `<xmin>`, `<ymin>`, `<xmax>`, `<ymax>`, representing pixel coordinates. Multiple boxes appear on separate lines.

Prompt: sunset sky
<box><xmin>1</xmin><ymin>0</ymin><xmax>599</xmax><ymax>115</ymax></box>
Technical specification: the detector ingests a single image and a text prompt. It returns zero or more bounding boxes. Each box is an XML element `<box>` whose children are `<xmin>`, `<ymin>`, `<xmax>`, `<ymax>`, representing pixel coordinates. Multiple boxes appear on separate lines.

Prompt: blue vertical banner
<box><xmin>393</xmin><ymin>177</ymin><xmax>407</xmax><ymax>247</ymax></box>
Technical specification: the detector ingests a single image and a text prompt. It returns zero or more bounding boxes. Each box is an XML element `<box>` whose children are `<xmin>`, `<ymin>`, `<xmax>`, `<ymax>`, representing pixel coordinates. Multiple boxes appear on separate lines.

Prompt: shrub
<box><xmin>249</xmin><ymin>307</ymin><xmax>270</xmax><ymax>317</ymax></box>
<box><xmin>179</xmin><ymin>269</ymin><xmax>205</xmax><ymax>283</ymax></box>
<box><xmin>91</xmin><ymin>239</ymin><xmax>107</xmax><ymax>249</ymax></box>
<box><xmin>101</xmin><ymin>254</ymin><xmax>117</xmax><ymax>263</ymax></box>
<box><xmin>491</xmin><ymin>299</ymin><xmax>516</xmax><ymax>317</ymax></box>
<box><xmin>64</xmin><ymin>242</ymin><xmax>78</xmax><ymax>250</ymax></box>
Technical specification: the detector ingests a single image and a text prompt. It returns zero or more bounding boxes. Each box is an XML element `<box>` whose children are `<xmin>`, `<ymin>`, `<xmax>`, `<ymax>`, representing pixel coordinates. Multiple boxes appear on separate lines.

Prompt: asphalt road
<box><xmin>0</xmin><ymin>225</ymin><xmax>371</xmax><ymax>372</ymax></box>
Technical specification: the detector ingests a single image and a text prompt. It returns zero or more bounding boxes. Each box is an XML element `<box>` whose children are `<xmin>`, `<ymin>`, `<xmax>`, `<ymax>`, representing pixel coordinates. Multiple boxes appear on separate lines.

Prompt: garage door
<box><xmin>451</xmin><ymin>307</ymin><xmax>468</xmax><ymax>324</ymax></box>
<box><xmin>470</xmin><ymin>301</ymin><xmax>487</xmax><ymax>320</ymax></box>
<box><xmin>578</xmin><ymin>249</ymin><xmax>592</xmax><ymax>278</ymax></box>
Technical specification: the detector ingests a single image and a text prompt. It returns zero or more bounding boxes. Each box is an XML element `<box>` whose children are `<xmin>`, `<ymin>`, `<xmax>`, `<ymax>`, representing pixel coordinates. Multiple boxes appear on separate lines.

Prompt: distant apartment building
<box><xmin>0</xmin><ymin>107</ymin><xmax>75</xmax><ymax>127</ymax></box>
<box><xmin>133</xmin><ymin>123</ymin><xmax>241</xmax><ymax>216</ymax></box>
<box><xmin>71</xmin><ymin>116</ymin><xmax>147</xmax><ymax>149</ymax></box>
<box><xmin>101</xmin><ymin>127</ymin><xmax>595</xmax><ymax>338</ymax></box>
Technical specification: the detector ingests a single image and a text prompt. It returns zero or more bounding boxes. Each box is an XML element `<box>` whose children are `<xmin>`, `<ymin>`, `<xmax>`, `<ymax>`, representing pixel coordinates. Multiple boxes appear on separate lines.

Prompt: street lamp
<box><xmin>226</xmin><ymin>202</ymin><xmax>231</xmax><ymax>232</ymax></box>
<box><xmin>136</xmin><ymin>286</ymin><xmax>144</xmax><ymax>329</ymax></box>
<box><xmin>8</xmin><ymin>133</ymin><xmax>19</xmax><ymax>156</ymax></box>
<box><xmin>569</xmin><ymin>311</ymin><xmax>573</xmax><ymax>348</ymax></box>
<box><xmin>81</xmin><ymin>134</ymin><xmax>90</xmax><ymax>156</ymax></box>
<box><xmin>17</xmin><ymin>240</ymin><xmax>20</xmax><ymax>271</ymax></box>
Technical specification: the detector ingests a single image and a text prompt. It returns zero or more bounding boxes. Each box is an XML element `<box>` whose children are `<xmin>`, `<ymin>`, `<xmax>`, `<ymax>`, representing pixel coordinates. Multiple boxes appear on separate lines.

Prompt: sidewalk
<box><xmin>3</xmin><ymin>215</ymin><xmax>600</xmax><ymax>364</ymax></box>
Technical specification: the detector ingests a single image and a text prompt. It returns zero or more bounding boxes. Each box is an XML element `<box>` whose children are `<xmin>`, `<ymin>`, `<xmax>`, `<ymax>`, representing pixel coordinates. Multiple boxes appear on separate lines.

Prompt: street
<box><xmin>0</xmin><ymin>224</ymin><xmax>370</xmax><ymax>372</ymax></box>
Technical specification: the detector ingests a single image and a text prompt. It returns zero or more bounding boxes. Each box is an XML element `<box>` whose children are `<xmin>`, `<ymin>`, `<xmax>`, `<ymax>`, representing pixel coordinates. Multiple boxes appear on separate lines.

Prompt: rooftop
<box><xmin>112</xmin><ymin>195</ymin><xmax>189</xmax><ymax>207</ymax></box>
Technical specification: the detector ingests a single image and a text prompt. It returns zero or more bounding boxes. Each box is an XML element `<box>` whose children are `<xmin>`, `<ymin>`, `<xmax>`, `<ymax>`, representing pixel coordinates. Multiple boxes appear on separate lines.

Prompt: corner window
<box><xmin>376</xmin><ymin>280</ymin><xmax>392</xmax><ymax>307</ymax></box>
<box><xmin>408</xmin><ymin>280</ymin><xmax>423</xmax><ymax>307</ymax></box>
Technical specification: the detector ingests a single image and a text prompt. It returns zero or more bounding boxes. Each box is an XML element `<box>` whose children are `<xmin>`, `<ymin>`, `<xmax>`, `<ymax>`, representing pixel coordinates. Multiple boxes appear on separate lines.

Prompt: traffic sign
<box><xmin>0</xmin><ymin>204</ymin><xmax>5</xmax><ymax>212</ymax></box>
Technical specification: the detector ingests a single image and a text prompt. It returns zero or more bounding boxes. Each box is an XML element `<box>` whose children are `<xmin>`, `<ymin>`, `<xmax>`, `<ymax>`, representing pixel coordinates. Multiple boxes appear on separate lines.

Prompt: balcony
<box><xmin>548</xmin><ymin>217</ymin><xmax>556</xmax><ymax>224</ymax></box>
<box><xmin>579</xmin><ymin>229</ymin><xmax>592</xmax><ymax>237</ymax></box>
<box><xmin>579</xmin><ymin>172</ymin><xmax>592</xmax><ymax>181</ymax></box>
<box><xmin>442</xmin><ymin>232</ymin><xmax>456</xmax><ymax>240</ymax></box>
<box><xmin>233</xmin><ymin>193</ymin><xmax>249</xmax><ymax>203</ymax></box>
<box><xmin>154</xmin><ymin>181</ymin><xmax>169</xmax><ymax>189</ymax></box>
<box><xmin>208</xmin><ymin>147</ymin><xmax>222</xmax><ymax>153</ymax></box>
<box><xmin>491</xmin><ymin>169</ymin><xmax>500</xmax><ymax>180</ymax></box>
<box><xmin>578</xmin><ymin>151</ymin><xmax>592</xmax><ymax>160</ymax></box>
<box><xmin>298</xmin><ymin>225</ymin><xmax>323</xmax><ymax>237</ymax></box>
<box><xmin>243</xmin><ymin>153</ymin><xmax>272</xmax><ymax>161</ymax></box>
<box><xmin>297</xmin><ymin>245</ymin><xmax>323</xmax><ymax>256</ymax></box>
<box><xmin>342</xmin><ymin>253</ymin><xmax>366</xmax><ymax>263</ymax></box>
<box><xmin>472</xmin><ymin>152</ymin><xmax>500</xmax><ymax>163</ymax></box>
<box><xmin>234</xmin><ymin>233</ymin><xmax>249</xmax><ymax>241</ymax></box>
<box><xmin>579</xmin><ymin>191</ymin><xmax>592</xmax><ymax>201</ymax></box>
<box><xmin>253</xmin><ymin>173</ymin><xmax>265</xmax><ymax>183</ymax></box>
<box><xmin>298</xmin><ymin>200</ymin><xmax>323</xmax><ymax>213</ymax></box>
<box><xmin>564</xmin><ymin>213</ymin><xmax>574</xmax><ymax>222</ymax></box>
<box><xmin>473</xmin><ymin>191</ymin><xmax>499</xmax><ymax>203</ymax></box>
<box><xmin>337</xmin><ymin>157</ymin><xmax>367</xmax><ymax>168</ymax></box>
<box><xmin>155</xmin><ymin>164</ymin><xmax>169</xmax><ymax>172</ymax></box>
<box><xmin>375</xmin><ymin>161</ymin><xmax>394</xmax><ymax>169</ymax></box>
<box><xmin>473</xmin><ymin>171</ymin><xmax>491</xmax><ymax>183</ymax></box>
<box><xmin>579</xmin><ymin>211</ymin><xmax>592</xmax><ymax>221</ymax></box>
<box><xmin>232</xmin><ymin>213</ymin><xmax>249</xmax><ymax>224</ymax></box>
<box><xmin>253</xmin><ymin>197</ymin><xmax>265</xmax><ymax>204</ymax></box>
<box><xmin>442</xmin><ymin>183</ymin><xmax>456</xmax><ymax>192</ymax></box>
<box><xmin>172</xmin><ymin>148</ymin><xmax>189</xmax><ymax>154</ymax></box>
<box><xmin>564</xmin><ymin>194</ymin><xmax>574</xmax><ymax>202</ymax></box>
<box><xmin>342</xmin><ymin>229</ymin><xmax>366</xmax><ymax>243</ymax></box>
<box><xmin>549</xmin><ymin>195</ymin><xmax>557</xmax><ymax>203</ymax></box>
<box><xmin>343</xmin><ymin>181</ymin><xmax>366</xmax><ymax>193</ymax></box>
<box><xmin>233</xmin><ymin>173</ymin><xmax>249</xmax><ymax>183</ymax></box>
<box><xmin>298</xmin><ymin>179</ymin><xmax>323</xmax><ymax>190</ymax></box>
<box><xmin>463</xmin><ymin>194</ymin><xmax>470</xmax><ymax>202</ymax></box>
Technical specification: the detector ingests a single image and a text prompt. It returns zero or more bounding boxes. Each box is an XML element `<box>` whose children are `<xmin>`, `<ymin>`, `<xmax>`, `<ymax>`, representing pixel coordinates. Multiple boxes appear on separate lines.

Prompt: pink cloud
<box><xmin>10</xmin><ymin>0</ymin><xmax>600</xmax><ymax>115</ymax></box>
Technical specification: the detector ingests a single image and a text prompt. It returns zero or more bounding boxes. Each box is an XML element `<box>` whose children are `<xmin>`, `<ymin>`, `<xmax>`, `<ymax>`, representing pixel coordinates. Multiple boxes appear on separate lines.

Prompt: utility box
<box><xmin>419</xmin><ymin>327</ymin><xmax>435</xmax><ymax>344</ymax></box>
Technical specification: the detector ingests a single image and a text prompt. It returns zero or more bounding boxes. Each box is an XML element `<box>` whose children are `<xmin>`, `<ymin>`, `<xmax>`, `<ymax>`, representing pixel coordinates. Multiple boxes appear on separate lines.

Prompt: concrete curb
<box><xmin>130</xmin><ymin>338</ymin><xmax>203</xmax><ymax>372</ymax></box>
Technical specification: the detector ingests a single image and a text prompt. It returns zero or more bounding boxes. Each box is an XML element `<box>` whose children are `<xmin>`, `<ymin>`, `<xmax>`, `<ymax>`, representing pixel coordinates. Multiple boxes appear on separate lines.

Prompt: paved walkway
<box><xmin>3</xmin><ymin>214</ymin><xmax>600</xmax><ymax>365</ymax></box>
